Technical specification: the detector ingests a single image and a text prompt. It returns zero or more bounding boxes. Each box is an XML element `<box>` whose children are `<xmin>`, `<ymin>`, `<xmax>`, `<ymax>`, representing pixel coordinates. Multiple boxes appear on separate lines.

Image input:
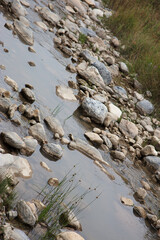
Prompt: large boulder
<box><xmin>14</xmin><ymin>20</ymin><xmax>34</xmax><ymax>45</ymax></box>
<box><xmin>17</xmin><ymin>200</ymin><xmax>37</xmax><ymax>226</ymax></box>
<box><xmin>40</xmin><ymin>7</ymin><xmax>60</xmax><ymax>25</ymax></box>
<box><xmin>119</xmin><ymin>119</ymin><xmax>138</xmax><ymax>138</ymax></box>
<box><xmin>41</xmin><ymin>143</ymin><xmax>63</xmax><ymax>159</ymax></box>
<box><xmin>44</xmin><ymin>116</ymin><xmax>64</xmax><ymax>137</ymax></box>
<box><xmin>136</xmin><ymin>99</ymin><xmax>154</xmax><ymax>115</ymax></box>
<box><xmin>0</xmin><ymin>153</ymin><xmax>32</xmax><ymax>178</ymax></box>
<box><xmin>92</xmin><ymin>61</ymin><xmax>112</xmax><ymax>85</ymax></box>
<box><xmin>1</xmin><ymin>131</ymin><xmax>25</xmax><ymax>149</ymax></box>
<box><xmin>82</xmin><ymin>97</ymin><xmax>108</xmax><ymax>124</ymax></box>
<box><xmin>29</xmin><ymin>123</ymin><xmax>47</xmax><ymax>143</ymax></box>
<box><xmin>144</xmin><ymin>156</ymin><xmax>160</xmax><ymax>172</ymax></box>
<box><xmin>56</xmin><ymin>231</ymin><xmax>84</xmax><ymax>240</ymax></box>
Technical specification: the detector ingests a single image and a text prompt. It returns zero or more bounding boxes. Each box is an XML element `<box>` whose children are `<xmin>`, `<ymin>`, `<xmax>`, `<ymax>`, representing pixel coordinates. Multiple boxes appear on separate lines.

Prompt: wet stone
<box><xmin>17</xmin><ymin>200</ymin><xmax>37</xmax><ymax>226</ymax></box>
<box><xmin>44</xmin><ymin>116</ymin><xmax>64</xmax><ymax>137</ymax></box>
<box><xmin>0</xmin><ymin>97</ymin><xmax>10</xmax><ymax>113</ymax></box>
<box><xmin>41</xmin><ymin>143</ymin><xmax>63</xmax><ymax>160</ymax></box>
<box><xmin>1</xmin><ymin>131</ymin><xmax>25</xmax><ymax>149</ymax></box>
<box><xmin>14</xmin><ymin>20</ymin><xmax>34</xmax><ymax>46</ymax></box>
<box><xmin>28</xmin><ymin>123</ymin><xmax>47</xmax><ymax>144</ymax></box>
<box><xmin>11</xmin><ymin>0</ymin><xmax>27</xmax><ymax>17</ymax></box>
<box><xmin>21</xmin><ymin>87</ymin><xmax>35</xmax><ymax>103</ymax></box>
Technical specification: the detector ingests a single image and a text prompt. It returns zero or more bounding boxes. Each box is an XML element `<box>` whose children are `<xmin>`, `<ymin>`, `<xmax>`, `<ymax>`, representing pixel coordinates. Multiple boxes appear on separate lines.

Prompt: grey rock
<box><xmin>56</xmin><ymin>231</ymin><xmax>84</xmax><ymax>240</ymax></box>
<box><xmin>3</xmin><ymin>223</ymin><xmax>30</xmax><ymax>240</ymax></box>
<box><xmin>44</xmin><ymin>116</ymin><xmax>64</xmax><ymax>137</ymax></box>
<box><xmin>119</xmin><ymin>119</ymin><xmax>138</xmax><ymax>139</ymax></box>
<box><xmin>21</xmin><ymin>136</ymin><xmax>38</xmax><ymax>156</ymax></box>
<box><xmin>40</xmin><ymin>7</ymin><xmax>60</xmax><ymax>25</ymax></box>
<box><xmin>119</xmin><ymin>62</ymin><xmax>129</xmax><ymax>74</ymax></box>
<box><xmin>0</xmin><ymin>97</ymin><xmax>10</xmax><ymax>113</ymax></box>
<box><xmin>29</xmin><ymin>123</ymin><xmax>47</xmax><ymax>143</ymax></box>
<box><xmin>82</xmin><ymin>97</ymin><xmax>108</xmax><ymax>124</ymax></box>
<box><xmin>111</xmin><ymin>150</ymin><xmax>125</xmax><ymax>161</ymax></box>
<box><xmin>136</xmin><ymin>99</ymin><xmax>154</xmax><ymax>115</ymax></box>
<box><xmin>92</xmin><ymin>61</ymin><xmax>112</xmax><ymax>85</ymax></box>
<box><xmin>84</xmin><ymin>132</ymin><xmax>103</xmax><ymax>145</ymax></box>
<box><xmin>21</xmin><ymin>87</ymin><xmax>35</xmax><ymax>103</ymax></box>
<box><xmin>80</xmin><ymin>27</ymin><xmax>96</xmax><ymax>37</ymax></box>
<box><xmin>14</xmin><ymin>20</ymin><xmax>34</xmax><ymax>45</ymax></box>
<box><xmin>101</xmin><ymin>135</ymin><xmax>112</xmax><ymax>149</ymax></box>
<box><xmin>2</xmin><ymin>131</ymin><xmax>25</xmax><ymax>149</ymax></box>
<box><xmin>113</xmin><ymin>86</ymin><xmax>128</xmax><ymax>99</ymax></box>
<box><xmin>80</xmin><ymin>50</ymin><xmax>97</xmax><ymax>63</ymax></box>
<box><xmin>41</xmin><ymin>143</ymin><xmax>63</xmax><ymax>159</ymax></box>
<box><xmin>11</xmin><ymin>0</ymin><xmax>27</xmax><ymax>17</ymax></box>
<box><xmin>144</xmin><ymin>156</ymin><xmax>160</xmax><ymax>172</ymax></box>
<box><xmin>17</xmin><ymin>200</ymin><xmax>37</xmax><ymax>226</ymax></box>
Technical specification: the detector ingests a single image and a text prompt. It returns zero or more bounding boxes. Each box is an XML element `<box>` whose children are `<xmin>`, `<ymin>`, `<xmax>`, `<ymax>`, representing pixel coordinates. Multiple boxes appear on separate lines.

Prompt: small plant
<box><xmin>79</xmin><ymin>33</ymin><xmax>88</xmax><ymax>45</ymax></box>
<box><xmin>51</xmin><ymin>104</ymin><xmax>63</xmax><ymax>117</ymax></box>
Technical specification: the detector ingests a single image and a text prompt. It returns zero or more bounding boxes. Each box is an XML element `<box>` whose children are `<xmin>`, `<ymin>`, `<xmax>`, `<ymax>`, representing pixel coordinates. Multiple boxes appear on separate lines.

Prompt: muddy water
<box><xmin>0</xmin><ymin>3</ymin><xmax>158</xmax><ymax>240</ymax></box>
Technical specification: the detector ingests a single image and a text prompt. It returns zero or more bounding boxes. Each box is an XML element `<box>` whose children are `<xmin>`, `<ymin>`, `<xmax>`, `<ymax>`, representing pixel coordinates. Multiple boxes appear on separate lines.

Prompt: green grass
<box><xmin>102</xmin><ymin>0</ymin><xmax>160</xmax><ymax>115</ymax></box>
<box><xmin>79</xmin><ymin>33</ymin><xmax>88</xmax><ymax>45</ymax></box>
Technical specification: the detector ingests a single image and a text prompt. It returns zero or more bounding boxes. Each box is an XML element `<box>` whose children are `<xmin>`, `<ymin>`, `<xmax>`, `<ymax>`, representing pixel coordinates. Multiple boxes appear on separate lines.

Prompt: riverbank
<box><xmin>0</xmin><ymin>0</ymin><xmax>160</xmax><ymax>239</ymax></box>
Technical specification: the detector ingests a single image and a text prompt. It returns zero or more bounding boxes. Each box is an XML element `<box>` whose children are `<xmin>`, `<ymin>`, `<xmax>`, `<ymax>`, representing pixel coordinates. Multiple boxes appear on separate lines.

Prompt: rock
<box><xmin>65</xmin><ymin>19</ymin><xmax>79</xmax><ymax>33</ymax></box>
<box><xmin>44</xmin><ymin>116</ymin><xmax>64</xmax><ymax>137</ymax></box>
<box><xmin>11</xmin><ymin>0</ymin><xmax>27</xmax><ymax>17</ymax></box>
<box><xmin>35</xmin><ymin>21</ymin><xmax>48</xmax><ymax>31</ymax></box>
<box><xmin>40</xmin><ymin>7</ymin><xmax>60</xmax><ymax>25</ymax></box>
<box><xmin>20</xmin><ymin>136</ymin><xmax>38</xmax><ymax>156</ymax></box>
<box><xmin>133</xmin><ymin>206</ymin><xmax>147</xmax><ymax>218</ymax></box>
<box><xmin>20</xmin><ymin>0</ymin><xmax>30</xmax><ymax>7</ymax></box>
<box><xmin>82</xmin><ymin>97</ymin><xmax>108</xmax><ymax>124</ymax></box>
<box><xmin>119</xmin><ymin>62</ymin><xmax>129</xmax><ymax>74</ymax></box>
<box><xmin>0</xmin><ymin>153</ymin><xmax>32</xmax><ymax>178</ymax></box>
<box><xmin>80</xmin><ymin>27</ymin><xmax>96</xmax><ymax>37</ymax></box>
<box><xmin>61</xmin><ymin>137</ymin><xmax>70</xmax><ymax>145</ymax></box>
<box><xmin>66</xmin><ymin>64</ymin><xmax>77</xmax><ymax>73</ymax></box>
<box><xmin>144</xmin><ymin>156</ymin><xmax>160</xmax><ymax>172</ymax></box>
<box><xmin>151</xmin><ymin>136</ymin><xmax>160</xmax><ymax>151</ymax></box>
<box><xmin>14</xmin><ymin>20</ymin><xmax>34</xmax><ymax>46</ymax></box>
<box><xmin>41</xmin><ymin>143</ymin><xmax>63</xmax><ymax>159</ymax></box>
<box><xmin>113</xmin><ymin>86</ymin><xmax>128</xmax><ymax>99</ymax></box>
<box><xmin>60</xmin><ymin>206</ymin><xmax>82</xmax><ymax>231</ymax></box>
<box><xmin>92</xmin><ymin>8</ymin><xmax>104</xmax><ymax>17</ymax></box>
<box><xmin>101</xmin><ymin>135</ymin><xmax>112</xmax><ymax>149</ymax></box>
<box><xmin>141</xmin><ymin>180</ymin><xmax>151</xmax><ymax>191</ymax></box>
<box><xmin>80</xmin><ymin>50</ymin><xmax>97</xmax><ymax>64</ymax></box>
<box><xmin>40</xmin><ymin>162</ymin><xmax>52</xmax><ymax>172</ymax></box>
<box><xmin>147</xmin><ymin>214</ymin><xmax>157</xmax><ymax>224</ymax></box>
<box><xmin>66</xmin><ymin>5</ymin><xmax>75</xmax><ymax>13</ymax></box>
<box><xmin>2</xmin><ymin>131</ymin><xmax>25</xmax><ymax>149</ymax></box>
<box><xmin>56</xmin><ymin>231</ymin><xmax>84</xmax><ymax>240</ymax></box>
<box><xmin>17</xmin><ymin>200</ymin><xmax>37</xmax><ymax>226</ymax></box>
<box><xmin>21</xmin><ymin>87</ymin><xmax>35</xmax><ymax>103</ymax></box>
<box><xmin>19</xmin><ymin>16</ymin><xmax>30</xmax><ymax>27</ymax></box>
<box><xmin>69</xmin><ymin>138</ymin><xmax>109</xmax><ymax>166</ymax></box>
<box><xmin>8</xmin><ymin>104</ymin><xmax>17</xmax><ymax>118</ymax></box>
<box><xmin>4</xmin><ymin>23</ymin><xmax>14</xmax><ymax>30</ymax></box>
<box><xmin>92</xmin><ymin>61</ymin><xmax>112</xmax><ymax>85</ymax></box>
<box><xmin>4</xmin><ymin>76</ymin><xmax>18</xmax><ymax>91</ymax></box>
<box><xmin>60</xmin><ymin>46</ymin><xmax>73</xmax><ymax>56</ymax></box>
<box><xmin>28</xmin><ymin>46</ymin><xmax>36</xmax><ymax>53</ymax></box>
<box><xmin>111</xmin><ymin>37</ymin><xmax>120</xmax><ymax>47</ymax></box>
<box><xmin>111</xmin><ymin>150</ymin><xmax>125</xmax><ymax>161</ymax></box>
<box><xmin>3</xmin><ymin>223</ymin><xmax>30</xmax><ymax>240</ymax></box>
<box><xmin>8</xmin><ymin>210</ymin><xmax>18</xmax><ymax>220</ymax></box>
<box><xmin>78</xmin><ymin>66</ymin><xmax>105</xmax><ymax>88</ymax></box>
<box><xmin>108</xmin><ymin>103</ymin><xmax>122</xmax><ymax>120</ymax></box>
<box><xmin>29</xmin><ymin>123</ymin><xmax>47</xmax><ymax>144</ymax></box>
<box><xmin>106</xmin><ymin>133</ymin><xmax>119</xmax><ymax>149</ymax></box>
<box><xmin>28</xmin><ymin>61</ymin><xmax>36</xmax><ymax>67</ymax></box>
<box><xmin>120</xmin><ymin>197</ymin><xmax>133</xmax><ymax>206</ymax></box>
<box><xmin>141</xmin><ymin>145</ymin><xmax>157</xmax><ymax>156</ymax></box>
<box><xmin>136</xmin><ymin>99</ymin><xmax>154</xmax><ymax>115</ymax></box>
<box><xmin>84</xmin><ymin>0</ymin><xmax>95</xmax><ymax>6</ymax></box>
<box><xmin>48</xmin><ymin>178</ymin><xmax>59</xmax><ymax>186</ymax></box>
<box><xmin>0</xmin><ymin>97</ymin><xmax>10</xmax><ymax>113</ymax></box>
<box><xmin>65</xmin><ymin>0</ymin><xmax>86</xmax><ymax>15</ymax></box>
<box><xmin>84</xmin><ymin>132</ymin><xmax>103</xmax><ymax>145</ymax></box>
<box><xmin>56</xmin><ymin>85</ymin><xmax>77</xmax><ymax>101</ymax></box>
<box><xmin>136</xmin><ymin>187</ymin><xmax>147</xmax><ymax>199</ymax></box>
<box><xmin>104</xmin><ymin>112</ymin><xmax>118</xmax><ymax>127</ymax></box>
<box><xmin>119</xmin><ymin>119</ymin><xmax>138</xmax><ymax>139</ymax></box>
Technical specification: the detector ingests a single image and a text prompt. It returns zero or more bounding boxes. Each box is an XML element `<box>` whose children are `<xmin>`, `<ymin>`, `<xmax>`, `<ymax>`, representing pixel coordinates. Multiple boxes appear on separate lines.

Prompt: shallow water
<box><xmin>0</xmin><ymin>3</ymin><xmax>159</xmax><ymax>240</ymax></box>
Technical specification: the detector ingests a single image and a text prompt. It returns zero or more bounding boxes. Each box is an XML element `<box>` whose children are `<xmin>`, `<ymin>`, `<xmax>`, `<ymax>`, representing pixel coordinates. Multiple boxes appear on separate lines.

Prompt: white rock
<box><xmin>40</xmin><ymin>162</ymin><xmax>52</xmax><ymax>172</ymax></box>
<box><xmin>108</xmin><ymin>103</ymin><xmax>122</xmax><ymax>120</ymax></box>
<box><xmin>4</xmin><ymin>76</ymin><xmax>18</xmax><ymax>91</ymax></box>
<box><xmin>56</xmin><ymin>85</ymin><xmax>77</xmax><ymax>101</ymax></box>
<box><xmin>35</xmin><ymin>21</ymin><xmax>48</xmax><ymax>31</ymax></box>
<box><xmin>84</xmin><ymin>132</ymin><xmax>103</xmax><ymax>145</ymax></box>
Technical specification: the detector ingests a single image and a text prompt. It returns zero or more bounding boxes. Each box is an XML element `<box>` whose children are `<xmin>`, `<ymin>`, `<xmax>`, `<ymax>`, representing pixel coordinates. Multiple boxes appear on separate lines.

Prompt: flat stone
<box><xmin>19</xmin><ymin>16</ymin><xmax>30</xmax><ymax>27</ymax></box>
<box><xmin>119</xmin><ymin>119</ymin><xmax>138</xmax><ymax>138</ymax></box>
<box><xmin>0</xmin><ymin>153</ymin><xmax>32</xmax><ymax>178</ymax></box>
<box><xmin>17</xmin><ymin>200</ymin><xmax>37</xmax><ymax>226</ymax></box>
<box><xmin>11</xmin><ymin>0</ymin><xmax>27</xmax><ymax>17</ymax></box>
<box><xmin>29</xmin><ymin>123</ymin><xmax>47</xmax><ymax>144</ymax></box>
<box><xmin>92</xmin><ymin>61</ymin><xmax>112</xmax><ymax>85</ymax></box>
<box><xmin>35</xmin><ymin>21</ymin><xmax>48</xmax><ymax>31</ymax></box>
<box><xmin>41</xmin><ymin>143</ymin><xmax>63</xmax><ymax>159</ymax></box>
<box><xmin>84</xmin><ymin>132</ymin><xmax>103</xmax><ymax>145</ymax></box>
<box><xmin>144</xmin><ymin>156</ymin><xmax>160</xmax><ymax>172</ymax></box>
<box><xmin>2</xmin><ymin>131</ymin><xmax>25</xmax><ymax>149</ymax></box>
<box><xmin>56</xmin><ymin>85</ymin><xmax>77</xmax><ymax>101</ymax></box>
<box><xmin>4</xmin><ymin>76</ymin><xmax>18</xmax><ymax>91</ymax></box>
<box><xmin>136</xmin><ymin>99</ymin><xmax>154</xmax><ymax>115</ymax></box>
<box><xmin>44</xmin><ymin>116</ymin><xmax>64</xmax><ymax>137</ymax></box>
<box><xmin>69</xmin><ymin>138</ymin><xmax>109</xmax><ymax>166</ymax></box>
<box><xmin>80</xmin><ymin>27</ymin><xmax>97</xmax><ymax>37</ymax></box>
<box><xmin>40</xmin><ymin>7</ymin><xmax>60</xmax><ymax>25</ymax></box>
<box><xmin>82</xmin><ymin>97</ymin><xmax>108</xmax><ymax>124</ymax></box>
<box><xmin>120</xmin><ymin>197</ymin><xmax>133</xmax><ymax>206</ymax></box>
<box><xmin>21</xmin><ymin>87</ymin><xmax>35</xmax><ymax>103</ymax></box>
<box><xmin>56</xmin><ymin>231</ymin><xmax>84</xmax><ymax>240</ymax></box>
<box><xmin>20</xmin><ymin>0</ymin><xmax>30</xmax><ymax>7</ymax></box>
<box><xmin>14</xmin><ymin>20</ymin><xmax>34</xmax><ymax>45</ymax></box>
